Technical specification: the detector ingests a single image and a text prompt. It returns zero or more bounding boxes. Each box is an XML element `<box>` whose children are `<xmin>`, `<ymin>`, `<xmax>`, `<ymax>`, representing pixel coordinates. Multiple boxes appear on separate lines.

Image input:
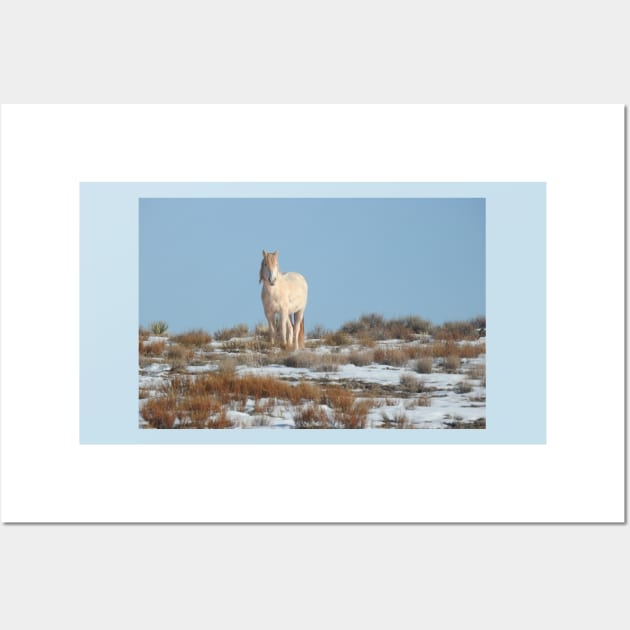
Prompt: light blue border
<box><xmin>80</xmin><ymin>183</ymin><xmax>545</xmax><ymax>444</ymax></box>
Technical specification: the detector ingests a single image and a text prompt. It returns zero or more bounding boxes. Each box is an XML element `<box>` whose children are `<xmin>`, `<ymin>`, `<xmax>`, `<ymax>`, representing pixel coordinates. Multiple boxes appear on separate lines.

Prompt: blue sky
<box><xmin>139</xmin><ymin>197</ymin><xmax>485</xmax><ymax>334</ymax></box>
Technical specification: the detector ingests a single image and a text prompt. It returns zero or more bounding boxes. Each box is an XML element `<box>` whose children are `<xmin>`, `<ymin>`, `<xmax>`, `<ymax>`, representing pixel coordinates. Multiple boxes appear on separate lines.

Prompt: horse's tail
<box><xmin>299</xmin><ymin>317</ymin><xmax>305</xmax><ymax>348</ymax></box>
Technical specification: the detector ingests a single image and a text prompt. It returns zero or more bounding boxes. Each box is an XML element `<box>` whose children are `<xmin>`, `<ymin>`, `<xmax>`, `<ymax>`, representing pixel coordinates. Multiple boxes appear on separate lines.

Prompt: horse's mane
<box><xmin>260</xmin><ymin>253</ymin><xmax>281</xmax><ymax>284</ymax></box>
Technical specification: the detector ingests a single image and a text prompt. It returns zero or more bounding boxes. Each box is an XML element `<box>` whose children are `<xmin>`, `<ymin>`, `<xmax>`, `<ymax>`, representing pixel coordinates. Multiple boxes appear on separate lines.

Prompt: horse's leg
<box><xmin>265</xmin><ymin>311</ymin><xmax>276</xmax><ymax>346</ymax></box>
<box><xmin>280</xmin><ymin>310</ymin><xmax>291</xmax><ymax>347</ymax></box>
<box><xmin>293</xmin><ymin>310</ymin><xmax>304</xmax><ymax>350</ymax></box>
<box><xmin>284</xmin><ymin>314</ymin><xmax>294</xmax><ymax>349</ymax></box>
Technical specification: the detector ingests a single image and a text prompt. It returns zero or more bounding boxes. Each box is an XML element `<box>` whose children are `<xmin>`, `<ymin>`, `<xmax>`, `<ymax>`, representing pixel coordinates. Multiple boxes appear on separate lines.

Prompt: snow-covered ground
<box><xmin>139</xmin><ymin>335</ymin><xmax>486</xmax><ymax>430</ymax></box>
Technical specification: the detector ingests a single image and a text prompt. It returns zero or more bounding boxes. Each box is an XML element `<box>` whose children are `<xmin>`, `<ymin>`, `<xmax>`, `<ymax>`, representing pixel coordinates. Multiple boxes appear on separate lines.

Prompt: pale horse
<box><xmin>259</xmin><ymin>250</ymin><xmax>308</xmax><ymax>350</ymax></box>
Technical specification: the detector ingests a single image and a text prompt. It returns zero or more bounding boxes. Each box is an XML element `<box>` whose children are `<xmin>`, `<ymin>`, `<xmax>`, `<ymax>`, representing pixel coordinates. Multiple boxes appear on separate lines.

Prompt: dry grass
<box><xmin>140</xmin><ymin>340</ymin><xmax>166</xmax><ymax>357</ymax></box>
<box><xmin>275</xmin><ymin>351</ymin><xmax>341</xmax><ymax>373</ymax></box>
<box><xmin>455</xmin><ymin>380</ymin><xmax>473</xmax><ymax>394</ymax></box>
<box><xmin>288</xmin><ymin>381</ymin><xmax>322</xmax><ymax>405</ymax></box>
<box><xmin>179</xmin><ymin>394</ymin><xmax>222</xmax><ymax>427</ymax></box>
<box><xmin>171</xmin><ymin>329</ymin><xmax>213</xmax><ymax>347</ymax></box>
<box><xmin>335</xmin><ymin>399</ymin><xmax>371</xmax><ymax>429</ymax></box>
<box><xmin>179</xmin><ymin>372</ymin><xmax>295</xmax><ymax>405</ymax></box>
<box><xmin>346</xmin><ymin>349</ymin><xmax>374</xmax><ymax>366</ymax></box>
<box><xmin>207</xmin><ymin>408</ymin><xmax>234</xmax><ymax>429</ymax></box>
<box><xmin>399</xmin><ymin>372</ymin><xmax>426</xmax><ymax>393</ymax></box>
<box><xmin>214</xmin><ymin>323</ymin><xmax>249</xmax><ymax>341</ymax></box>
<box><xmin>140</xmin><ymin>312</ymin><xmax>486</xmax><ymax>430</ymax></box>
<box><xmin>341</xmin><ymin>314</ymin><xmax>431</xmax><ymax>341</ymax></box>
<box><xmin>444</xmin><ymin>417</ymin><xmax>486</xmax><ymax>429</ymax></box>
<box><xmin>165</xmin><ymin>344</ymin><xmax>195</xmax><ymax>371</ymax></box>
<box><xmin>294</xmin><ymin>403</ymin><xmax>330</xmax><ymax>429</ymax></box>
<box><xmin>372</xmin><ymin>346</ymin><xmax>409</xmax><ymax>366</ymax></box>
<box><xmin>380</xmin><ymin>410</ymin><xmax>413</xmax><ymax>429</ymax></box>
<box><xmin>323</xmin><ymin>331</ymin><xmax>352</xmax><ymax>347</ymax></box>
<box><xmin>443</xmin><ymin>355</ymin><xmax>461</xmax><ymax>372</ymax></box>
<box><xmin>335</xmin><ymin>400</ymin><xmax>372</xmax><ymax>429</ymax></box>
<box><xmin>322</xmin><ymin>387</ymin><xmax>370</xmax><ymax>428</ymax></box>
<box><xmin>251</xmin><ymin>414</ymin><xmax>270</xmax><ymax>427</ymax></box>
<box><xmin>413</xmin><ymin>356</ymin><xmax>433</xmax><ymax>374</ymax></box>
<box><xmin>434</xmin><ymin>318</ymin><xmax>485</xmax><ymax>341</ymax></box>
<box><xmin>467</xmin><ymin>363</ymin><xmax>486</xmax><ymax>386</ymax></box>
<box><xmin>140</xmin><ymin>396</ymin><xmax>177</xmax><ymax>429</ymax></box>
<box><xmin>430</xmin><ymin>341</ymin><xmax>485</xmax><ymax>360</ymax></box>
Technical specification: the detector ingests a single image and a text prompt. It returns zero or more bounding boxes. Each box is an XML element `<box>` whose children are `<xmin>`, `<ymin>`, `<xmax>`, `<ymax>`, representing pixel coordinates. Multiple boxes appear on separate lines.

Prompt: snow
<box><xmin>139</xmin><ymin>336</ymin><xmax>486</xmax><ymax>430</ymax></box>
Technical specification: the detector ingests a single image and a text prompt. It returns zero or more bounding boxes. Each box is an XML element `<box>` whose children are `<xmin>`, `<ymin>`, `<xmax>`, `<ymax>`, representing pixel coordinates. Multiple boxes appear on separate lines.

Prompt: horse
<box><xmin>259</xmin><ymin>250</ymin><xmax>308</xmax><ymax>350</ymax></box>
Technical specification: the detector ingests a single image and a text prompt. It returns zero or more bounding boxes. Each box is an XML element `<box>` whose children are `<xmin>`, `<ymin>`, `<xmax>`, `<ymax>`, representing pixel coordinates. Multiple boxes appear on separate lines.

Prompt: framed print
<box><xmin>80</xmin><ymin>182</ymin><xmax>544</xmax><ymax>445</ymax></box>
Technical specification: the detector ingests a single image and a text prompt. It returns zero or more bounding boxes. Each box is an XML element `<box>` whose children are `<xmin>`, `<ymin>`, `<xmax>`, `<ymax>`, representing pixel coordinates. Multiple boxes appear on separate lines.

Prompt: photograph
<box><xmin>139</xmin><ymin>197</ymin><xmax>486</xmax><ymax>430</ymax></box>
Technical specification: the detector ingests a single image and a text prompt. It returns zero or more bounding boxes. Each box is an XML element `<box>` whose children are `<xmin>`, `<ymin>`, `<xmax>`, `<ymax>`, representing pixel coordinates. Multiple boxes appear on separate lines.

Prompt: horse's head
<box><xmin>260</xmin><ymin>250</ymin><xmax>280</xmax><ymax>285</ymax></box>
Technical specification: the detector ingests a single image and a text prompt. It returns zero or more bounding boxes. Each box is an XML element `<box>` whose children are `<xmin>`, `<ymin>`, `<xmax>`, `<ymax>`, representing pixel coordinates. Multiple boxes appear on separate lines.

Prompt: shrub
<box><xmin>431</xmin><ymin>340</ymin><xmax>485</xmax><ymax>360</ymax></box>
<box><xmin>380</xmin><ymin>410</ymin><xmax>412</xmax><ymax>429</ymax></box>
<box><xmin>397</xmin><ymin>315</ymin><xmax>432</xmax><ymax>335</ymax></box>
<box><xmin>394</xmin><ymin>411</ymin><xmax>412</xmax><ymax>429</ymax></box>
<box><xmin>334</xmin><ymin>399</ymin><xmax>371</xmax><ymax>429</ymax></box>
<box><xmin>455</xmin><ymin>380</ymin><xmax>473</xmax><ymax>394</ymax></box>
<box><xmin>221</xmin><ymin>339</ymin><xmax>251</xmax><ymax>353</ymax></box>
<box><xmin>172</xmin><ymin>329</ymin><xmax>213</xmax><ymax>347</ymax></box>
<box><xmin>434</xmin><ymin>319</ymin><xmax>481</xmax><ymax>341</ymax></box>
<box><xmin>214</xmin><ymin>323</ymin><xmax>249</xmax><ymax>341</ymax></box>
<box><xmin>179</xmin><ymin>395</ymin><xmax>222</xmax><ymax>428</ymax></box>
<box><xmin>281</xmin><ymin>351</ymin><xmax>318</xmax><ymax>369</ymax></box>
<box><xmin>344</xmin><ymin>313</ymin><xmax>386</xmax><ymax>335</ymax></box>
<box><xmin>165</xmin><ymin>344</ymin><xmax>194</xmax><ymax>371</ymax></box>
<box><xmin>308</xmin><ymin>324</ymin><xmax>329</xmax><ymax>339</ymax></box>
<box><xmin>288</xmin><ymin>381</ymin><xmax>322</xmax><ymax>405</ymax></box>
<box><xmin>444</xmin><ymin>417</ymin><xmax>486</xmax><ymax>429</ymax></box>
<box><xmin>373</xmin><ymin>346</ymin><xmax>408</xmax><ymax>366</ymax></box>
<box><xmin>251</xmin><ymin>415</ymin><xmax>270</xmax><ymax>427</ymax></box>
<box><xmin>254</xmin><ymin>322</ymin><xmax>268</xmax><ymax>334</ymax></box>
<box><xmin>140</xmin><ymin>396</ymin><xmax>178</xmax><ymax>429</ymax></box>
<box><xmin>294</xmin><ymin>403</ymin><xmax>330</xmax><ymax>429</ymax></box>
<box><xmin>341</xmin><ymin>313</ymin><xmax>431</xmax><ymax>341</ymax></box>
<box><xmin>322</xmin><ymin>387</ymin><xmax>370</xmax><ymax>429</ymax></box>
<box><xmin>217</xmin><ymin>356</ymin><xmax>238</xmax><ymax>375</ymax></box>
<box><xmin>150</xmin><ymin>321</ymin><xmax>169</xmax><ymax>335</ymax></box>
<box><xmin>356</xmin><ymin>333</ymin><xmax>377</xmax><ymax>348</ymax></box>
<box><xmin>159</xmin><ymin>376</ymin><xmax>188</xmax><ymax>398</ymax></box>
<box><xmin>140</xmin><ymin>340</ymin><xmax>166</xmax><ymax>357</ymax></box>
<box><xmin>414</xmin><ymin>357</ymin><xmax>433</xmax><ymax>374</ymax></box>
<box><xmin>443</xmin><ymin>355</ymin><xmax>461</xmax><ymax>372</ymax></box>
<box><xmin>323</xmin><ymin>331</ymin><xmax>352</xmax><ymax>347</ymax></box>
<box><xmin>323</xmin><ymin>386</ymin><xmax>354</xmax><ymax>412</ymax></box>
<box><xmin>207</xmin><ymin>408</ymin><xmax>234</xmax><ymax>429</ymax></box>
<box><xmin>467</xmin><ymin>364</ymin><xmax>486</xmax><ymax>387</ymax></box>
<box><xmin>400</xmin><ymin>372</ymin><xmax>427</xmax><ymax>394</ymax></box>
<box><xmin>347</xmin><ymin>349</ymin><xmax>374</xmax><ymax>366</ymax></box>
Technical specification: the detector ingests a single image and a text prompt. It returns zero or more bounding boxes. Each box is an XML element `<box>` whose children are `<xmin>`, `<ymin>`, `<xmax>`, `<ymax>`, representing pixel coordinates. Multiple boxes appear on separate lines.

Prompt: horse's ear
<box><xmin>273</xmin><ymin>250</ymin><xmax>278</xmax><ymax>257</ymax></box>
<box><xmin>262</xmin><ymin>249</ymin><xmax>267</xmax><ymax>257</ymax></box>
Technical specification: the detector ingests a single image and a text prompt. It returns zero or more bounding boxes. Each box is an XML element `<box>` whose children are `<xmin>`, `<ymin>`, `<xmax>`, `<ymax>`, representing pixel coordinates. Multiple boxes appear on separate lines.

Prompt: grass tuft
<box><xmin>172</xmin><ymin>329</ymin><xmax>213</xmax><ymax>347</ymax></box>
<box><xmin>150</xmin><ymin>321</ymin><xmax>169</xmax><ymax>335</ymax></box>
<box><xmin>294</xmin><ymin>403</ymin><xmax>330</xmax><ymax>429</ymax></box>
<box><xmin>140</xmin><ymin>396</ymin><xmax>177</xmax><ymax>429</ymax></box>
<box><xmin>214</xmin><ymin>323</ymin><xmax>249</xmax><ymax>341</ymax></box>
